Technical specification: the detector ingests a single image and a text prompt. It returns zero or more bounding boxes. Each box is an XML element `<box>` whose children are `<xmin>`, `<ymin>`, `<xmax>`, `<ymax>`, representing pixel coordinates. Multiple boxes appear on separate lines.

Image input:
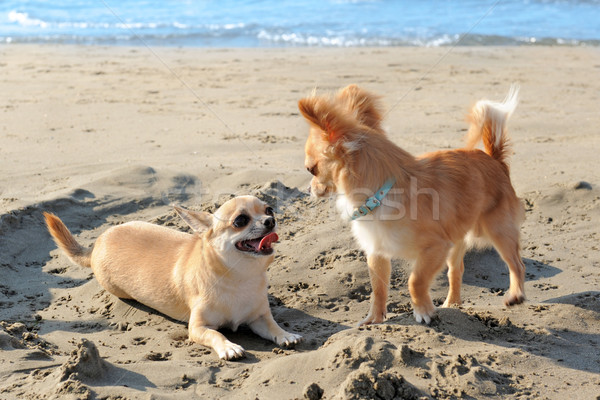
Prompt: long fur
<box><xmin>300</xmin><ymin>85</ymin><xmax>526</xmax><ymax>325</ymax></box>
<box><xmin>465</xmin><ymin>84</ymin><xmax>519</xmax><ymax>172</ymax></box>
<box><xmin>336</xmin><ymin>84</ymin><xmax>386</xmax><ymax>133</ymax></box>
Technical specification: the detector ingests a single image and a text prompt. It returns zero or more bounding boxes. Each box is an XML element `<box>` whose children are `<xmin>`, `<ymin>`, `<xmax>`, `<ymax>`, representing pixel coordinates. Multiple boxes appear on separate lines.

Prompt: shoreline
<box><xmin>4</xmin><ymin>38</ymin><xmax>600</xmax><ymax>47</ymax></box>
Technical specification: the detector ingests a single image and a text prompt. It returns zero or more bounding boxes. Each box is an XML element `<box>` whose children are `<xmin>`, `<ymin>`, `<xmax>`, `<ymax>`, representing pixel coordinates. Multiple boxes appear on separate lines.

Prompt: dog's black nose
<box><xmin>264</xmin><ymin>217</ymin><xmax>275</xmax><ymax>230</ymax></box>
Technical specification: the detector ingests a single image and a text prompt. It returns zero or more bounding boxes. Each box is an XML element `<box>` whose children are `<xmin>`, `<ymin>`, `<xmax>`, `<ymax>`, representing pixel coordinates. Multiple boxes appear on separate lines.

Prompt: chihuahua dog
<box><xmin>299</xmin><ymin>84</ymin><xmax>525</xmax><ymax>325</ymax></box>
<box><xmin>44</xmin><ymin>195</ymin><xmax>301</xmax><ymax>360</ymax></box>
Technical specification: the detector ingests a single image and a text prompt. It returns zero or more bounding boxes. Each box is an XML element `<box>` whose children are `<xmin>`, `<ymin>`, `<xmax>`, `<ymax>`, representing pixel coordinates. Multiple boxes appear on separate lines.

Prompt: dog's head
<box><xmin>174</xmin><ymin>196</ymin><xmax>278</xmax><ymax>263</ymax></box>
<box><xmin>298</xmin><ymin>85</ymin><xmax>385</xmax><ymax>197</ymax></box>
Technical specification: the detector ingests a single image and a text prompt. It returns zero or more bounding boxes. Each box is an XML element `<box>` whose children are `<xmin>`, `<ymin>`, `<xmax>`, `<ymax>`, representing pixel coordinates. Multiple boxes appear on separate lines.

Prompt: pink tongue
<box><xmin>258</xmin><ymin>232</ymin><xmax>279</xmax><ymax>251</ymax></box>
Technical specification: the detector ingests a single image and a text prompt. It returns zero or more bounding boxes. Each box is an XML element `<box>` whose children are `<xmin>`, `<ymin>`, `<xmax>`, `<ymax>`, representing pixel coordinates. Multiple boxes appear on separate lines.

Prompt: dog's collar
<box><xmin>350</xmin><ymin>178</ymin><xmax>396</xmax><ymax>221</ymax></box>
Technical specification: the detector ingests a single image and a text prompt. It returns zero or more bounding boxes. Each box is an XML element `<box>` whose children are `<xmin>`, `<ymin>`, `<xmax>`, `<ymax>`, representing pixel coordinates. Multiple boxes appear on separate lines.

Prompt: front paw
<box><xmin>358</xmin><ymin>308</ymin><xmax>386</xmax><ymax>326</ymax></box>
<box><xmin>442</xmin><ymin>296</ymin><xmax>461</xmax><ymax>308</ymax></box>
<box><xmin>275</xmin><ymin>332</ymin><xmax>303</xmax><ymax>347</ymax></box>
<box><xmin>413</xmin><ymin>304</ymin><xmax>436</xmax><ymax>325</ymax></box>
<box><xmin>216</xmin><ymin>341</ymin><xmax>246</xmax><ymax>360</ymax></box>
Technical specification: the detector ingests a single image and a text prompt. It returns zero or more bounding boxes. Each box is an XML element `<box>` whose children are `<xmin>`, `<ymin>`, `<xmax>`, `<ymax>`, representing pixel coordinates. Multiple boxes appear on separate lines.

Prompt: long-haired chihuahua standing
<box><xmin>299</xmin><ymin>84</ymin><xmax>525</xmax><ymax>325</ymax></box>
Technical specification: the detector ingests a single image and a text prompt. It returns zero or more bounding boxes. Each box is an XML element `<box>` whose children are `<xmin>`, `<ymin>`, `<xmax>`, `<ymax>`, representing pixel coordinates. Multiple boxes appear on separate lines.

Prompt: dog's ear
<box><xmin>336</xmin><ymin>84</ymin><xmax>384</xmax><ymax>132</ymax></box>
<box><xmin>174</xmin><ymin>206</ymin><xmax>212</xmax><ymax>232</ymax></box>
<box><xmin>298</xmin><ymin>96</ymin><xmax>357</xmax><ymax>145</ymax></box>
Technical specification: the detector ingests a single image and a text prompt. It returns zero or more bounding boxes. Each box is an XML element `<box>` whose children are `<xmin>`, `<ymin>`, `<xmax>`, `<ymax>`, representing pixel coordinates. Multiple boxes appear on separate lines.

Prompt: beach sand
<box><xmin>1</xmin><ymin>44</ymin><xmax>599</xmax><ymax>399</ymax></box>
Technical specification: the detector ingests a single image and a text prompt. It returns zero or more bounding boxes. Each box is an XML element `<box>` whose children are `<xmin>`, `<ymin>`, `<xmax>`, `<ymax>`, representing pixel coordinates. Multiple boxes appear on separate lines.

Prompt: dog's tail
<box><xmin>44</xmin><ymin>212</ymin><xmax>92</xmax><ymax>268</ymax></box>
<box><xmin>465</xmin><ymin>85</ymin><xmax>519</xmax><ymax>173</ymax></box>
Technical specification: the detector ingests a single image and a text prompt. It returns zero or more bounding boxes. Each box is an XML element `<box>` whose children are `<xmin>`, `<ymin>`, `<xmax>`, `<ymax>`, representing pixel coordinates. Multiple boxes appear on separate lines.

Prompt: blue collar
<box><xmin>350</xmin><ymin>178</ymin><xmax>396</xmax><ymax>221</ymax></box>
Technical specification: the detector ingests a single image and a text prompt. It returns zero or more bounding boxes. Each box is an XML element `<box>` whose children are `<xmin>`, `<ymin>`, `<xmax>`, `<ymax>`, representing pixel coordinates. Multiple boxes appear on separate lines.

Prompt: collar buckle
<box><xmin>365</xmin><ymin>197</ymin><xmax>380</xmax><ymax>210</ymax></box>
<box><xmin>349</xmin><ymin>178</ymin><xmax>396</xmax><ymax>221</ymax></box>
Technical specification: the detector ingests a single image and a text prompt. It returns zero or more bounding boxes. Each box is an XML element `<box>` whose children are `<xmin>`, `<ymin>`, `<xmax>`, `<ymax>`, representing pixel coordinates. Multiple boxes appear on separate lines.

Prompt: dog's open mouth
<box><xmin>235</xmin><ymin>232</ymin><xmax>279</xmax><ymax>256</ymax></box>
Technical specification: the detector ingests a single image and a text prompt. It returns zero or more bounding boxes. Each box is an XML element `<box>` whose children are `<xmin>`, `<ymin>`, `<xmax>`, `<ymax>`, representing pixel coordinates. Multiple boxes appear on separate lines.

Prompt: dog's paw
<box><xmin>276</xmin><ymin>332</ymin><xmax>303</xmax><ymax>347</ymax></box>
<box><xmin>358</xmin><ymin>314</ymin><xmax>384</xmax><ymax>326</ymax></box>
<box><xmin>357</xmin><ymin>308</ymin><xmax>386</xmax><ymax>326</ymax></box>
<box><xmin>216</xmin><ymin>341</ymin><xmax>246</xmax><ymax>360</ymax></box>
<box><xmin>442</xmin><ymin>297</ymin><xmax>461</xmax><ymax>308</ymax></box>
<box><xmin>504</xmin><ymin>292</ymin><xmax>525</xmax><ymax>306</ymax></box>
<box><xmin>413</xmin><ymin>305</ymin><xmax>436</xmax><ymax>325</ymax></box>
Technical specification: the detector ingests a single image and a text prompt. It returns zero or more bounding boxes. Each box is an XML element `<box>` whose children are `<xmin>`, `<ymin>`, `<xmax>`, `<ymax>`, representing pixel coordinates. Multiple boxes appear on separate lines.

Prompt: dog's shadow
<box><xmin>544</xmin><ymin>290</ymin><xmax>600</xmax><ymax>312</ymax></box>
<box><xmin>116</xmin><ymin>296</ymin><xmax>348</xmax><ymax>364</ymax></box>
<box><xmin>400</xmin><ymin>287</ymin><xmax>600</xmax><ymax>376</ymax></box>
<box><xmin>459</xmin><ymin>249</ymin><xmax>561</xmax><ymax>295</ymax></box>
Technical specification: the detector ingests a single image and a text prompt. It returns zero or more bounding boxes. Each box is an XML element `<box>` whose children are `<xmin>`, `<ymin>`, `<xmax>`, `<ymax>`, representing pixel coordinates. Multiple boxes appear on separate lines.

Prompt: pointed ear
<box><xmin>298</xmin><ymin>96</ymin><xmax>322</xmax><ymax>128</ymax></box>
<box><xmin>298</xmin><ymin>95</ymin><xmax>357</xmax><ymax>145</ymax></box>
<box><xmin>336</xmin><ymin>84</ymin><xmax>384</xmax><ymax>132</ymax></box>
<box><xmin>174</xmin><ymin>205</ymin><xmax>212</xmax><ymax>232</ymax></box>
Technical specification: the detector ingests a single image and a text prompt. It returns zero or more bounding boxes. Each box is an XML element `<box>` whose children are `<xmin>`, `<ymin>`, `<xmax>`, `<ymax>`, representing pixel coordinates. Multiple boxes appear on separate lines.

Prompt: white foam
<box><xmin>8</xmin><ymin>11</ymin><xmax>48</xmax><ymax>28</ymax></box>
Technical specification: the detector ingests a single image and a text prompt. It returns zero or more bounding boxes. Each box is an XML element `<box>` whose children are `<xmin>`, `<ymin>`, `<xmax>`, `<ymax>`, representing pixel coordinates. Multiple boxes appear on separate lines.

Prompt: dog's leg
<box><xmin>442</xmin><ymin>240</ymin><xmax>467</xmax><ymax>307</ymax></box>
<box><xmin>487</xmin><ymin>229</ymin><xmax>526</xmax><ymax>306</ymax></box>
<box><xmin>248</xmin><ymin>312</ymin><xmax>302</xmax><ymax>346</ymax></box>
<box><xmin>409</xmin><ymin>243</ymin><xmax>451</xmax><ymax>324</ymax></box>
<box><xmin>481</xmin><ymin>211</ymin><xmax>526</xmax><ymax>306</ymax></box>
<box><xmin>188</xmin><ymin>311</ymin><xmax>245</xmax><ymax>360</ymax></box>
<box><xmin>359</xmin><ymin>254</ymin><xmax>392</xmax><ymax>326</ymax></box>
<box><xmin>503</xmin><ymin>252</ymin><xmax>526</xmax><ymax>306</ymax></box>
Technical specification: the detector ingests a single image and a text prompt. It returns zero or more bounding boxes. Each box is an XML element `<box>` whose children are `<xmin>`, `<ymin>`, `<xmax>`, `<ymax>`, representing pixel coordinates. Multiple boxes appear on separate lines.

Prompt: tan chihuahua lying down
<box><xmin>44</xmin><ymin>195</ymin><xmax>301</xmax><ymax>360</ymax></box>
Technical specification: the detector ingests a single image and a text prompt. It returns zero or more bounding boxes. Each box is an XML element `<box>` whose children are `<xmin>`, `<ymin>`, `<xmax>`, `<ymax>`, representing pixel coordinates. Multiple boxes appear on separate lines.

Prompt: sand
<box><xmin>1</xmin><ymin>44</ymin><xmax>599</xmax><ymax>399</ymax></box>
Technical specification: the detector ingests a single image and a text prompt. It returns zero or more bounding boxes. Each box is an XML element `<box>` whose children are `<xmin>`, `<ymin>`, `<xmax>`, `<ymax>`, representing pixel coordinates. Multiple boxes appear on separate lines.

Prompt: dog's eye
<box><xmin>307</xmin><ymin>164</ymin><xmax>318</xmax><ymax>176</ymax></box>
<box><xmin>233</xmin><ymin>214</ymin><xmax>250</xmax><ymax>228</ymax></box>
<box><xmin>265</xmin><ymin>207</ymin><xmax>274</xmax><ymax>216</ymax></box>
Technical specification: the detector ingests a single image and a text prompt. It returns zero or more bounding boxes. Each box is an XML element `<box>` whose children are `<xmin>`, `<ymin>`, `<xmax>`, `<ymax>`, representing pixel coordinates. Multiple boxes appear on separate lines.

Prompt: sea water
<box><xmin>1</xmin><ymin>0</ymin><xmax>599</xmax><ymax>47</ymax></box>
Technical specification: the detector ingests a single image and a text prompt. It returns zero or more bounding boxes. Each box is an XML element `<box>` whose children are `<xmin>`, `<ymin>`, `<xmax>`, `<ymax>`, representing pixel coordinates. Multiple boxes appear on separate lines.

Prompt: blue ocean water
<box><xmin>1</xmin><ymin>0</ymin><xmax>599</xmax><ymax>47</ymax></box>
